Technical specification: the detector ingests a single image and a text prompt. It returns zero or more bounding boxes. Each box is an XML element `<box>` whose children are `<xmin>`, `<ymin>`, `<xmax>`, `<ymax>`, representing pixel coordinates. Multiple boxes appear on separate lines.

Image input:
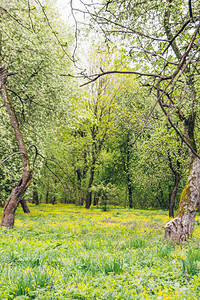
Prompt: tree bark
<box><xmin>0</xmin><ymin>194</ymin><xmax>3</xmax><ymax>208</ymax></box>
<box><xmin>168</xmin><ymin>153</ymin><xmax>181</xmax><ymax>218</ymax></box>
<box><xmin>33</xmin><ymin>182</ymin><xmax>39</xmax><ymax>205</ymax></box>
<box><xmin>184</xmin><ymin>106</ymin><xmax>197</xmax><ymax>166</ymax></box>
<box><xmin>85</xmin><ymin>191</ymin><xmax>92</xmax><ymax>209</ymax></box>
<box><xmin>93</xmin><ymin>194</ymin><xmax>98</xmax><ymax>206</ymax></box>
<box><xmin>45</xmin><ymin>190</ymin><xmax>49</xmax><ymax>204</ymax></box>
<box><xmin>1</xmin><ymin>170</ymin><xmax>32</xmax><ymax>227</ymax></box>
<box><xmin>128</xmin><ymin>179</ymin><xmax>132</xmax><ymax>209</ymax></box>
<box><xmin>165</xmin><ymin>156</ymin><xmax>200</xmax><ymax>242</ymax></box>
<box><xmin>52</xmin><ymin>195</ymin><xmax>56</xmax><ymax>205</ymax></box>
<box><xmin>127</xmin><ymin>133</ymin><xmax>133</xmax><ymax>209</ymax></box>
<box><xmin>163</xmin><ymin>6</ymin><xmax>198</xmax><ymax>239</ymax></box>
<box><xmin>85</xmin><ymin>163</ymin><xmax>95</xmax><ymax>209</ymax></box>
<box><xmin>169</xmin><ymin>172</ymin><xmax>180</xmax><ymax>218</ymax></box>
<box><xmin>0</xmin><ymin>168</ymin><xmax>4</xmax><ymax>207</ymax></box>
<box><xmin>0</xmin><ymin>66</ymin><xmax>33</xmax><ymax>227</ymax></box>
<box><xmin>20</xmin><ymin>199</ymin><xmax>30</xmax><ymax>213</ymax></box>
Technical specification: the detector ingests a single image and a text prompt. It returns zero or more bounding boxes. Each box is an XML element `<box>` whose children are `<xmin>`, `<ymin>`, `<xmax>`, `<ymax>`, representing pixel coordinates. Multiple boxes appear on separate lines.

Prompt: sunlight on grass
<box><xmin>0</xmin><ymin>204</ymin><xmax>200</xmax><ymax>299</ymax></box>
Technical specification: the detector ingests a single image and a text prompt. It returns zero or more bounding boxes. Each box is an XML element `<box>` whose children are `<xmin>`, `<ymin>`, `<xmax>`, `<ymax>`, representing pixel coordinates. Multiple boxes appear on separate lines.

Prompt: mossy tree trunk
<box><xmin>163</xmin><ymin>5</ymin><xmax>199</xmax><ymax>240</ymax></box>
<box><xmin>165</xmin><ymin>156</ymin><xmax>200</xmax><ymax>241</ymax></box>
<box><xmin>0</xmin><ymin>66</ymin><xmax>33</xmax><ymax>227</ymax></box>
<box><xmin>164</xmin><ymin>96</ymin><xmax>197</xmax><ymax>239</ymax></box>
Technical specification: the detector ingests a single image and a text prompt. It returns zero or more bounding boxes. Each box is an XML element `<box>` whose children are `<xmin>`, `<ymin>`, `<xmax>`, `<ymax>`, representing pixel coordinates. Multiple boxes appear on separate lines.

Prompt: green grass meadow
<box><xmin>1</xmin><ymin>204</ymin><xmax>200</xmax><ymax>299</ymax></box>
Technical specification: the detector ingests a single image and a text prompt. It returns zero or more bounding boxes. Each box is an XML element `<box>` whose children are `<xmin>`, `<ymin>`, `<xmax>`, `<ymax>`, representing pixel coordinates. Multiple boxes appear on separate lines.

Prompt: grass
<box><xmin>0</xmin><ymin>204</ymin><xmax>200</xmax><ymax>299</ymax></box>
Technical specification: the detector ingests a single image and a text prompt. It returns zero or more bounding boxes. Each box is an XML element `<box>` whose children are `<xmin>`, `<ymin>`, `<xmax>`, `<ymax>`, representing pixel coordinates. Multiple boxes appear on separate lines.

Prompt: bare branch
<box><xmin>162</xmin><ymin>19</ymin><xmax>191</xmax><ymax>55</ymax></box>
<box><xmin>70</xmin><ymin>0</ymin><xmax>79</xmax><ymax>61</ymax></box>
<box><xmin>189</xmin><ymin>0</ymin><xmax>193</xmax><ymax>20</ymax></box>
<box><xmin>0</xmin><ymin>6</ymin><xmax>33</xmax><ymax>33</ymax></box>
<box><xmin>27</xmin><ymin>0</ymin><xmax>35</xmax><ymax>33</ymax></box>
<box><xmin>80</xmin><ymin>70</ymin><xmax>162</xmax><ymax>87</ymax></box>
<box><xmin>130</xmin><ymin>46</ymin><xmax>178</xmax><ymax>65</ymax></box>
<box><xmin>73</xmin><ymin>8</ymin><xmax>169</xmax><ymax>42</ymax></box>
<box><xmin>0</xmin><ymin>152</ymin><xmax>26</xmax><ymax>165</ymax></box>
<box><xmin>27</xmin><ymin>144</ymin><xmax>38</xmax><ymax>169</ymax></box>
<box><xmin>157</xmin><ymin>78</ymin><xmax>200</xmax><ymax>160</ymax></box>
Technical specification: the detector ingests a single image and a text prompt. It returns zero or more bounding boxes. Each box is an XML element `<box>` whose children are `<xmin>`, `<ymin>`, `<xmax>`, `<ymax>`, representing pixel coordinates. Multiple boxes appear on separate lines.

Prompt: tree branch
<box><xmin>80</xmin><ymin>70</ymin><xmax>162</xmax><ymax>87</ymax></box>
<box><xmin>0</xmin><ymin>152</ymin><xmax>26</xmax><ymax>165</ymax></box>
<box><xmin>157</xmin><ymin>78</ymin><xmax>200</xmax><ymax>160</ymax></box>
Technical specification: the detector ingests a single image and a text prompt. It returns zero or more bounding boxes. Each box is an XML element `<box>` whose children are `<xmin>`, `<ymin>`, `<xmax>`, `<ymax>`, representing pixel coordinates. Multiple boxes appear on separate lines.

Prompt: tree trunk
<box><xmin>1</xmin><ymin>170</ymin><xmax>32</xmax><ymax>227</ymax></box>
<box><xmin>124</xmin><ymin>133</ymin><xmax>133</xmax><ymax>208</ymax></box>
<box><xmin>20</xmin><ymin>199</ymin><xmax>30</xmax><ymax>213</ymax></box>
<box><xmin>163</xmin><ymin>2</ymin><xmax>198</xmax><ymax>241</ymax></box>
<box><xmin>184</xmin><ymin>114</ymin><xmax>197</xmax><ymax>166</ymax></box>
<box><xmin>52</xmin><ymin>195</ymin><xmax>56</xmax><ymax>205</ymax></box>
<box><xmin>33</xmin><ymin>182</ymin><xmax>39</xmax><ymax>205</ymax></box>
<box><xmin>85</xmin><ymin>192</ymin><xmax>92</xmax><ymax>209</ymax></box>
<box><xmin>168</xmin><ymin>153</ymin><xmax>181</xmax><ymax>218</ymax></box>
<box><xmin>169</xmin><ymin>172</ymin><xmax>180</xmax><ymax>218</ymax></box>
<box><xmin>0</xmin><ymin>194</ymin><xmax>3</xmax><ymax>208</ymax></box>
<box><xmin>128</xmin><ymin>179</ymin><xmax>132</xmax><ymax>209</ymax></box>
<box><xmin>165</xmin><ymin>156</ymin><xmax>200</xmax><ymax>242</ymax></box>
<box><xmin>93</xmin><ymin>194</ymin><xmax>98</xmax><ymax>206</ymax></box>
<box><xmin>0</xmin><ymin>66</ymin><xmax>33</xmax><ymax>227</ymax></box>
<box><xmin>85</xmin><ymin>164</ymin><xmax>95</xmax><ymax>209</ymax></box>
<box><xmin>45</xmin><ymin>190</ymin><xmax>49</xmax><ymax>204</ymax></box>
<box><xmin>0</xmin><ymin>169</ymin><xmax>3</xmax><ymax>207</ymax></box>
<box><xmin>79</xmin><ymin>197</ymin><xmax>84</xmax><ymax>206</ymax></box>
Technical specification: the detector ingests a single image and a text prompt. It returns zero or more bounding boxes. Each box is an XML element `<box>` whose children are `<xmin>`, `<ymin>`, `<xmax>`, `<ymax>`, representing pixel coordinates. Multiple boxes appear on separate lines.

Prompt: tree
<box><xmin>51</xmin><ymin>44</ymin><xmax>133</xmax><ymax>208</ymax></box>
<box><xmin>71</xmin><ymin>0</ymin><xmax>200</xmax><ymax>240</ymax></box>
<box><xmin>108</xmin><ymin>76</ymin><xmax>147</xmax><ymax>209</ymax></box>
<box><xmin>0</xmin><ymin>66</ymin><xmax>33</xmax><ymax>227</ymax></box>
<box><xmin>55</xmin><ymin>71</ymin><xmax>118</xmax><ymax>208</ymax></box>
<box><xmin>0</xmin><ymin>0</ymin><xmax>73</xmax><ymax>226</ymax></box>
<box><xmin>91</xmin><ymin>182</ymin><xmax>119</xmax><ymax>211</ymax></box>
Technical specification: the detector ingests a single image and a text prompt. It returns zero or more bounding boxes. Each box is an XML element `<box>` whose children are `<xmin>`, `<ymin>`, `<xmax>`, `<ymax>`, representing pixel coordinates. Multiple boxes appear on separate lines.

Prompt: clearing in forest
<box><xmin>0</xmin><ymin>204</ymin><xmax>200</xmax><ymax>299</ymax></box>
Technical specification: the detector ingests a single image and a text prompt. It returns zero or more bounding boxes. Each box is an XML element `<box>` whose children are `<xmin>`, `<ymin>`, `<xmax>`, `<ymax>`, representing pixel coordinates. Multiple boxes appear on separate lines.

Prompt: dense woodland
<box><xmin>0</xmin><ymin>0</ymin><xmax>200</xmax><ymax>240</ymax></box>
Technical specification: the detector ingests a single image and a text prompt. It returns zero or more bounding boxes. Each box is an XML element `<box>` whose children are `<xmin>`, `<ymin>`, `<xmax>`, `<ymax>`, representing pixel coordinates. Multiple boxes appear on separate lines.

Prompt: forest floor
<box><xmin>0</xmin><ymin>204</ymin><xmax>200</xmax><ymax>299</ymax></box>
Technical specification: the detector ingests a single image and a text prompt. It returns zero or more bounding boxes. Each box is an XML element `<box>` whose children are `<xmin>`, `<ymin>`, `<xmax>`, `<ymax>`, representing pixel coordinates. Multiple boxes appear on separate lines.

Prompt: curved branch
<box><xmin>73</xmin><ymin>8</ymin><xmax>169</xmax><ymax>42</ymax></box>
<box><xmin>0</xmin><ymin>152</ymin><xmax>26</xmax><ymax>165</ymax></box>
<box><xmin>70</xmin><ymin>0</ymin><xmax>79</xmax><ymax>61</ymax></box>
<box><xmin>189</xmin><ymin>0</ymin><xmax>193</xmax><ymax>19</ymax></box>
<box><xmin>28</xmin><ymin>144</ymin><xmax>38</xmax><ymax>169</ymax></box>
<box><xmin>80</xmin><ymin>70</ymin><xmax>162</xmax><ymax>87</ymax></box>
<box><xmin>37</xmin><ymin>153</ymin><xmax>67</xmax><ymax>197</ymax></box>
<box><xmin>0</xmin><ymin>6</ymin><xmax>33</xmax><ymax>32</ymax></box>
<box><xmin>7</xmin><ymin>88</ymin><xmax>25</xmax><ymax>120</ymax></box>
<box><xmin>163</xmin><ymin>19</ymin><xmax>191</xmax><ymax>55</ymax></box>
<box><xmin>157</xmin><ymin>78</ymin><xmax>200</xmax><ymax>160</ymax></box>
<box><xmin>0</xmin><ymin>145</ymin><xmax>39</xmax><ymax>170</ymax></box>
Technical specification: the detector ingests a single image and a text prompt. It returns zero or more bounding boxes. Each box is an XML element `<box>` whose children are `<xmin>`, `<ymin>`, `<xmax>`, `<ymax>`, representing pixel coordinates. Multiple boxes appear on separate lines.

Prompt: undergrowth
<box><xmin>0</xmin><ymin>204</ymin><xmax>200</xmax><ymax>299</ymax></box>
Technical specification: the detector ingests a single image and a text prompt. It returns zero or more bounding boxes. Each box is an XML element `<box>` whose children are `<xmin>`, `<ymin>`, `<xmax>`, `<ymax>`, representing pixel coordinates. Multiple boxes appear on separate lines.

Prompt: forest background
<box><xmin>0</xmin><ymin>0</ymin><xmax>200</xmax><ymax>236</ymax></box>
